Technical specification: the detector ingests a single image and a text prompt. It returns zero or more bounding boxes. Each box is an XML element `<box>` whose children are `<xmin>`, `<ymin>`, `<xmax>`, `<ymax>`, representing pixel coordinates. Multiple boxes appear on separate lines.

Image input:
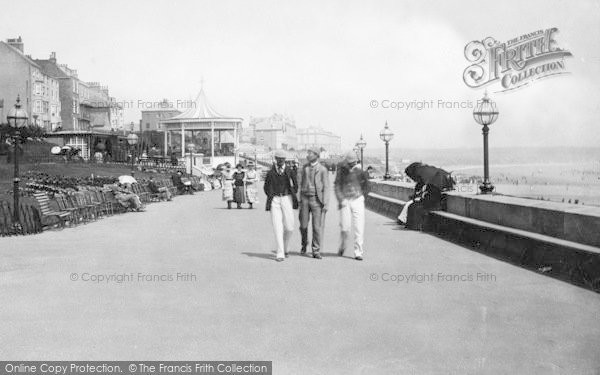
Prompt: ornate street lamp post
<box><xmin>473</xmin><ymin>92</ymin><xmax>499</xmax><ymax>194</ymax></box>
<box><xmin>379</xmin><ymin>121</ymin><xmax>394</xmax><ymax>180</ymax></box>
<box><xmin>6</xmin><ymin>95</ymin><xmax>29</xmax><ymax>229</ymax></box>
<box><xmin>356</xmin><ymin>134</ymin><xmax>366</xmax><ymax>170</ymax></box>
<box><xmin>127</xmin><ymin>133</ymin><xmax>139</xmax><ymax>176</ymax></box>
<box><xmin>187</xmin><ymin>143</ymin><xmax>196</xmax><ymax>176</ymax></box>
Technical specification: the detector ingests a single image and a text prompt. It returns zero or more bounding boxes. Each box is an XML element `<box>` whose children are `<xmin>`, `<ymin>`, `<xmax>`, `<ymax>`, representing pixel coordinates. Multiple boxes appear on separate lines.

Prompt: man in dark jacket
<box><xmin>297</xmin><ymin>148</ymin><xmax>330</xmax><ymax>259</ymax></box>
<box><xmin>263</xmin><ymin>150</ymin><xmax>298</xmax><ymax>262</ymax></box>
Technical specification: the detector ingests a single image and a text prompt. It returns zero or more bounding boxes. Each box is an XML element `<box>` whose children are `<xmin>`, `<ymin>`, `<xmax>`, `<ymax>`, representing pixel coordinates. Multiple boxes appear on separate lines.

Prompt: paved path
<box><xmin>1</xmin><ymin>187</ymin><xmax>599</xmax><ymax>374</ymax></box>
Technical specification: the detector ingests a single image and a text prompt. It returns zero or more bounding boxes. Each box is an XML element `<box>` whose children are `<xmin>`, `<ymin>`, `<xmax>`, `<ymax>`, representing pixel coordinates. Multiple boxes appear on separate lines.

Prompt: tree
<box><xmin>0</xmin><ymin>123</ymin><xmax>46</xmax><ymax>142</ymax></box>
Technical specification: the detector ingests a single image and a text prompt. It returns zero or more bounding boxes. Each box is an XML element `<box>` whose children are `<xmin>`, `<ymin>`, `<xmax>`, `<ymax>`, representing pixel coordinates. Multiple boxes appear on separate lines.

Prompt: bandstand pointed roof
<box><xmin>164</xmin><ymin>88</ymin><xmax>242</xmax><ymax>123</ymax></box>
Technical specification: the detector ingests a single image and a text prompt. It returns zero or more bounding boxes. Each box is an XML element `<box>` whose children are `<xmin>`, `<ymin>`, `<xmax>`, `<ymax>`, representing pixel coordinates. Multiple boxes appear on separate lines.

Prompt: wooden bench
<box><xmin>163</xmin><ymin>179</ymin><xmax>178</xmax><ymax>196</ymax></box>
<box><xmin>129</xmin><ymin>184</ymin><xmax>149</xmax><ymax>203</ymax></box>
<box><xmin>54</xmin><ymin>194</ymin><xmax>80</xmax><ymax>224</ymax></box>
<box><xmin>32</xmin><ymin>192</ymin><xmax>71</xmax><ymax>229</ymax></box>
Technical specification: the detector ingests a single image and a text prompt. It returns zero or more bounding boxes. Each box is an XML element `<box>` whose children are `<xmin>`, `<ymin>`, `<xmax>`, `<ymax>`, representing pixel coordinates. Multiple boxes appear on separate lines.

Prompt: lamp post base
<box><xmin>479</xmin><ymin>182</ymin><xmax>494</xmax><ymax>194</ymax></box>
<box><xmin>383</xmin><ymin>173</ymin><xmax>391</xmax><ymax>180</ymax></box>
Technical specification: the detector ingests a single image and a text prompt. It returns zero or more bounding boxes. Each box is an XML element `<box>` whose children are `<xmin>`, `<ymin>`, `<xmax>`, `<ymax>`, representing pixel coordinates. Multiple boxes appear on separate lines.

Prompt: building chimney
<box><xmin>49</xmin><ymin>52</ymin><xmax>56</xmax><ymax>63</ymax></box>
<box><xmin>6</xmin><ymin>36</ymin><xmax>24</xmax><ymax>53</ymax></box>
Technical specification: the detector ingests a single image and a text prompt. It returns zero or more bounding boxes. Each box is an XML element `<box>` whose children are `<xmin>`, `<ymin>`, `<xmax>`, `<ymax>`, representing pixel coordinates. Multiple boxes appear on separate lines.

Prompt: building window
<box><xmin>146</xmin><ymin>123</ymin><xmax>150</xmax><ymax>129</ymax></box>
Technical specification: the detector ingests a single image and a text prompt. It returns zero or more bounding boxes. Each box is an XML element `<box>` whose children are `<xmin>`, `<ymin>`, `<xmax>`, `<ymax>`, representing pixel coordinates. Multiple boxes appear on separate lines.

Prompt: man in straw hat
<box><xmin>297</xmin><ymin>147</ymin><xmax>330</xmax><ymax>259</ymax></box>
<box><xmin>334</xmin><ymin>151</ymin><xmax>369</xmax><ymax>260</ymax></box>
<box><xmin>264</xmin><ymin>149</ymin><xmax>299</xmax><ymax>262</ymax></box>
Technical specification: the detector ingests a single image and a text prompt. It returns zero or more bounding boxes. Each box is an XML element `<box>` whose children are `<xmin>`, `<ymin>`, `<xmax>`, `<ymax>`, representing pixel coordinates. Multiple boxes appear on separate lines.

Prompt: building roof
<box><xmin>33</xmin><ymin>59</ymin><xmax>69</xmax><ymax>79</ymax></box>
<box><xmin>167</xmin><ymin>87</ymin><xmax>242</xmax><ymax>122</ymax></box>
<box><xmin>141</xmin><ymin>108</ymin><xmax>183</xmax><ymax>113</ymax></box>
<box><xmin>0</xmin><ymin>41</ymin><xmax>40</xmax><ymax>68</ymax></box>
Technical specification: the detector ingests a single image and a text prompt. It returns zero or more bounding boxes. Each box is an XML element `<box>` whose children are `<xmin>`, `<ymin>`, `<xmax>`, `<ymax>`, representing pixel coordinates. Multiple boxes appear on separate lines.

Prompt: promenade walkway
<box><xmin>1</xmin><ymin>187</ymin><xmax>599</xmax><ymax>374</ymax></box>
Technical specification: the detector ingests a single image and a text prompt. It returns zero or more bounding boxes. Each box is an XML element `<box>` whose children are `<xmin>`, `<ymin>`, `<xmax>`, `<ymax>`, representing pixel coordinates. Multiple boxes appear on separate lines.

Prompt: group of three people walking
<box><xmin>264</xmin><ymin>148</ymin><xmax>368</xmax><ymax>262</ymax></box>
<box><xmin>222</xmin><ymin>162</ymin><xmax>260</xmax><ymax>209</ymax></box>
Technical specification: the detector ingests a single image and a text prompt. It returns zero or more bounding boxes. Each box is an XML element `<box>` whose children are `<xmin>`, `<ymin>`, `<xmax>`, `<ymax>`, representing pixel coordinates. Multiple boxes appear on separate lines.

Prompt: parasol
<box><xmin>405</xmin><ymin>162</ymin><xmax>454</xmax><ymax>191</ymax></box>
<box><xmin>118</xmin><ymin>175</ymin><xmax>137</xmax><ymax>184</ymax></box>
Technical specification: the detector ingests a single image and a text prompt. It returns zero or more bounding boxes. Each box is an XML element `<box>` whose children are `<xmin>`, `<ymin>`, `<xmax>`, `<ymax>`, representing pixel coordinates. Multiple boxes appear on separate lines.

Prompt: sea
<box><xmin>363</xmin><ymin>147</ymin><xmax>600</xmax><ymax>207</ymax></box>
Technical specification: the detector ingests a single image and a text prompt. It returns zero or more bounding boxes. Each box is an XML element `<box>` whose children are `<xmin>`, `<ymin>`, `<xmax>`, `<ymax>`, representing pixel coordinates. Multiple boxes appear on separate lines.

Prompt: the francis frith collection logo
<box><xmin>463</xmin><ymin>28</ymin><xmax>572</xmax><ymax>92</ymax></box>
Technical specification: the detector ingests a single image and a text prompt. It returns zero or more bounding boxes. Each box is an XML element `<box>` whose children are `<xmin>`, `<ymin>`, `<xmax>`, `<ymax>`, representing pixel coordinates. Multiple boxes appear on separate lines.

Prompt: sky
<box><xmin>1</xmin><ymin>0</ymin><xmax>599</xmax><ymax>149</ymax></box>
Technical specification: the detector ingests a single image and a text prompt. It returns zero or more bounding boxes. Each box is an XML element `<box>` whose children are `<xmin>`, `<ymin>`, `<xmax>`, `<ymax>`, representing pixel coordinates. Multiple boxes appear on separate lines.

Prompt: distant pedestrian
<box><xmin>245</xmin><ymin>163</ymin><xmax>259</xmax><ymax>209</ymax></box>
<box><xmin>232</xmin><ymin>163</ymin><xmax>246</xmax><ymax>209</ymax></box>
<box><xmin>297</xmin><ymin>148</ymin><xmax>330</xmax><ymax>259</ymax></box>
<box><xmin>334</xmin><ymin>151</ymin><xmax>369</xmax><ymax>260</ymax></box>
<box><xmin>222</xmin><ymin>164</ymin><xmax>234</xmax><ymax>209</ymax></box>
<box><xmin>264</xmin><ymin>150</ymin><xmax>299</xmax><ymax>262</ymax></box>
<box><xmin>366</xmin><ymin>166</ymin><xmax>375</xmax><ymax>179</ymax></box>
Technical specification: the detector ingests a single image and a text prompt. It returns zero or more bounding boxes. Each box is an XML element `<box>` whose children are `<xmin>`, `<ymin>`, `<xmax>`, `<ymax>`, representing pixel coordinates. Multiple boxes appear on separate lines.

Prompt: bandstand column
<box><xmin>180</xmin><ymin>122</ymin><xmax>185</xmax><ymax>158</ymax></box>
<box><xmin>163</xmin><ymin>128</ymin><xmax>168</xmax><ymax>157</ymax></box>
<box><xmin>211</xmin><ymin>121</ymin><xmax>215</xmax><ymax>163</ymax></box>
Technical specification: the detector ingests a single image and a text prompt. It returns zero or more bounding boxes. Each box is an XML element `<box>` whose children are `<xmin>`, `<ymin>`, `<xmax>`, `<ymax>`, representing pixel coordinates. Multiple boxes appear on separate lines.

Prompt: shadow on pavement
<box><xmin>241</xmin><ymin>252</ymin><xmax>276</xmax><ymax>261</ymax></box>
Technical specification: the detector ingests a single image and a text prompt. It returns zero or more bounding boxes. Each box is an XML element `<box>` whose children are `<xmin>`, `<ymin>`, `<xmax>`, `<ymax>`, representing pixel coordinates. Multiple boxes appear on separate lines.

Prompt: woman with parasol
<box><xmin>398</xmin><ymin>162</ymin><xmax>453</xmax><ymax>230</ymax></box>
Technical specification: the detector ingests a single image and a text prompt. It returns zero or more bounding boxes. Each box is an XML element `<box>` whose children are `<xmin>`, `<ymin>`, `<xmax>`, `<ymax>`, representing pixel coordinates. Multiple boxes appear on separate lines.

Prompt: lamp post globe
<box><xmin>6</xmin><ymin>95</ymin><xmax>29</xmax><ymax>230</ymax></box>
<box><xmin>7</xmin><ymin>95</ymin><xmax>28</xmax><ymax>128</ymax></box>
<box><xmin>127</xmin><ymin>133</ymin><xmax>138</xmax><ymax>145</ymax></box>
<box><xmin>379</xmin><ymin>121</ymin><xmax>394</xmax><ymax>180</ymax></box>
<box><xmin>473</xmin><ymin>92</ymin><xmax>499</xmax><ymax>194</ymax></box>
<box><xmin>356</xmin><ymin>134</ymin><xmax>367</xmax><ymax>170</ymax></box>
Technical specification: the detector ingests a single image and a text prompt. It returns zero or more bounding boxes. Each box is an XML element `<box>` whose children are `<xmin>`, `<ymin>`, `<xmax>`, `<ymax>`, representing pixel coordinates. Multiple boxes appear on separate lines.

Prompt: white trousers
<box><xmin>270</xmin><ymin>195</ymin><xmax>295</xmax><ymax>259</ymax></box>
<box><xmin>339</xmin><ymin>195</ymin><xmax>365</xmax><ymax>257</ymax></box>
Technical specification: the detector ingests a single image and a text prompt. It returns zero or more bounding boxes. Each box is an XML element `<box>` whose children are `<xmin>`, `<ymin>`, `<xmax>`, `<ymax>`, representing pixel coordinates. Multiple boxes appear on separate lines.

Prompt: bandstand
<box><xmin>161</xmin><ymin>87</ymin><xmax>242</xmax><ymax>168</ymax></box>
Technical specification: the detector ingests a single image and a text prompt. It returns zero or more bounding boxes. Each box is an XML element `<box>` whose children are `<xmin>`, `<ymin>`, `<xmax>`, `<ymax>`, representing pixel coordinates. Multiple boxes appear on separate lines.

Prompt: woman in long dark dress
<box><xmin>398</xmin><ymin>162</ymin><xmax>443</xmax><ymax>231</ymax></box>
<box><xmin>232</xmin><ymin>164</ymin><xmax>246</xmax><ymax>209</ymax></box>
<box><xmin>405</xmin><ymin>184</ymin><xmax>442</xmax><ymax>230</ymax></box>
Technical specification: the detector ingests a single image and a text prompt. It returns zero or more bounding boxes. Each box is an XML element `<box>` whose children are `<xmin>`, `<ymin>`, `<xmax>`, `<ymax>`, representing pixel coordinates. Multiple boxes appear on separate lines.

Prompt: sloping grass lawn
<box><xmin>0</xmin><ymin>162</ymin><xmax>171</xmax><ymax>199</ymax></box>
